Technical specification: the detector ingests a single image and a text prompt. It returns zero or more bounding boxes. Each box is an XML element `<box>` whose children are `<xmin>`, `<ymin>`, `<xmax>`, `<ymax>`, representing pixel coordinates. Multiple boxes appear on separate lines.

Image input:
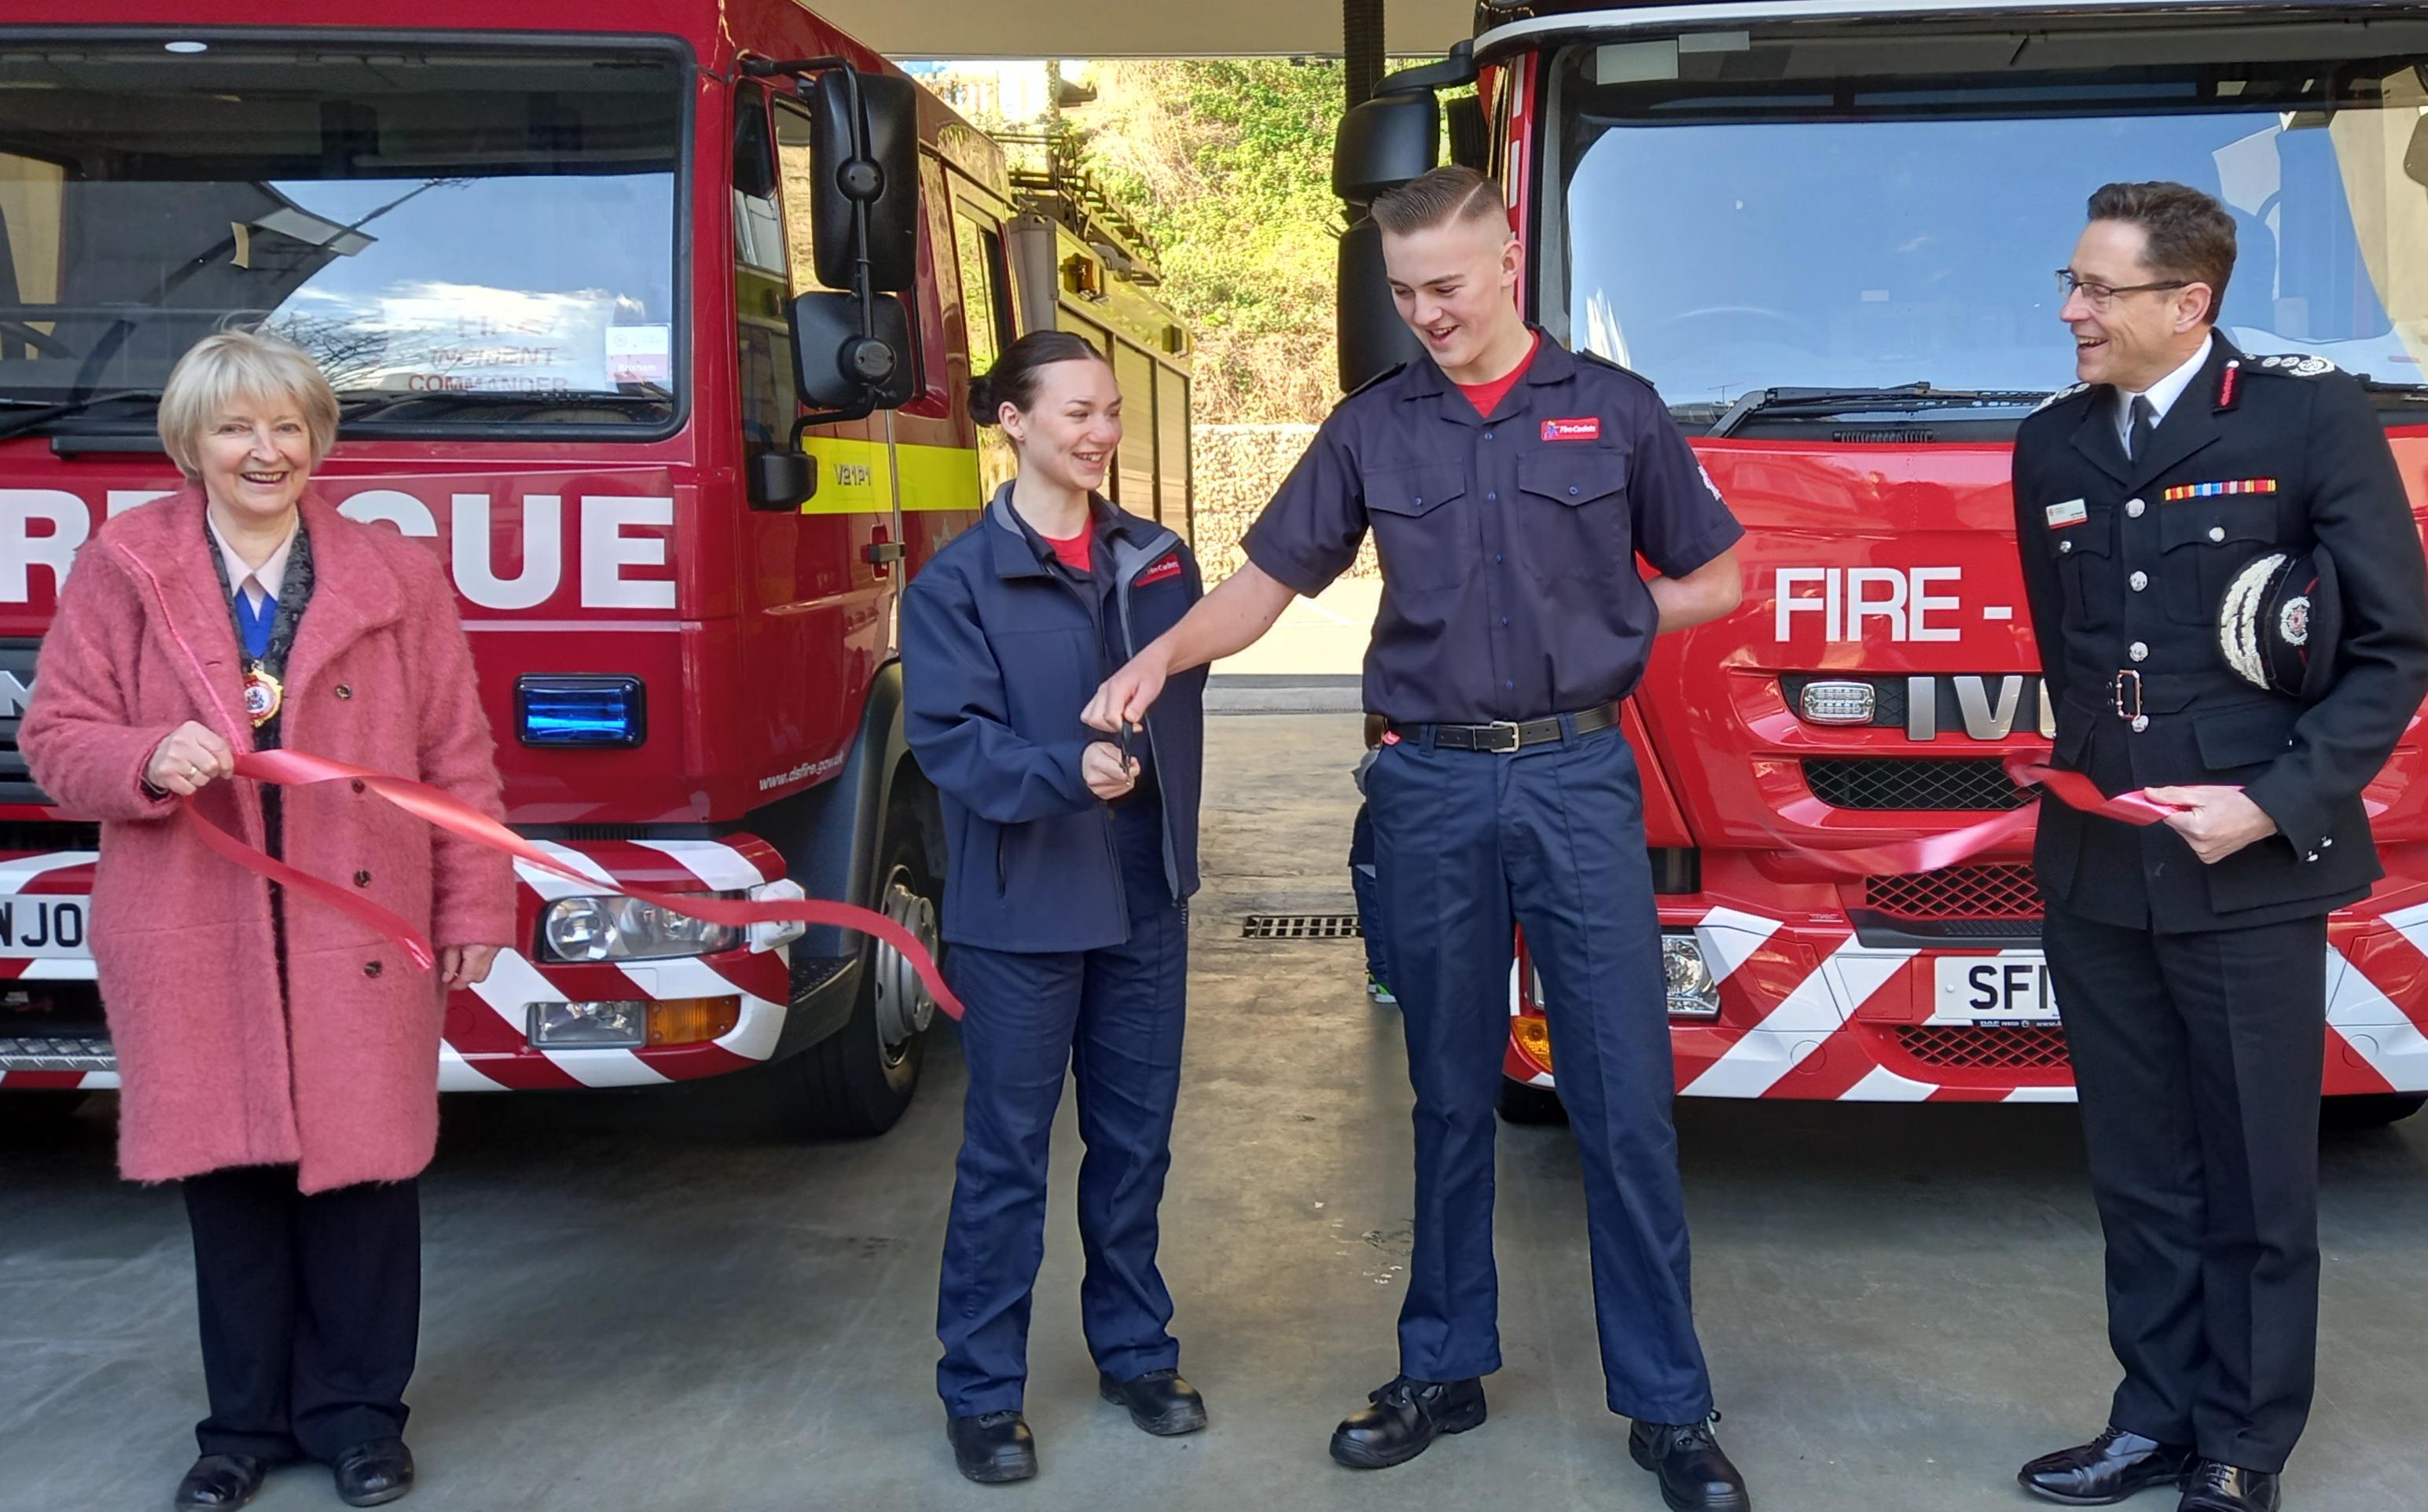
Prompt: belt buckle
<box><xmin>1482</xmin><ymin>720</ymin><xmax>1523</xmax><ymax>754</ymax></box>
<box><xmin>2112</xmin><ymin>670</ymin><xmax>2143</xmax><ymax>721</ymax></box>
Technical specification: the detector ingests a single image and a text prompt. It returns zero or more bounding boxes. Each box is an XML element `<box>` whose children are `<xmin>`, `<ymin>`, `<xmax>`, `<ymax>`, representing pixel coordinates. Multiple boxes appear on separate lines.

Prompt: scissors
<box><xmin>1117</xmin><ymin>720</ymin><xmax>1137</xmax><ymax>777</ymax></box>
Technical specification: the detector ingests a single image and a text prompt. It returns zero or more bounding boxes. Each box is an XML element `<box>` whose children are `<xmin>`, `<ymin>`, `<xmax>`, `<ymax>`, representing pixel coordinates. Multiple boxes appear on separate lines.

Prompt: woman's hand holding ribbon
<box><xmin>145</xmin><ymin>720</ymin><xmax>237</xmax><ymax>796</ymax></box>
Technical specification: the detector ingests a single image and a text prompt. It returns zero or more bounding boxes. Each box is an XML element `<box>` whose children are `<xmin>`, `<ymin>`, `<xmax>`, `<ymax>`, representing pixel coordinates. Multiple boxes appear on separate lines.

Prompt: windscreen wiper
<box><xmin>1707</xmin><ymin>383</ymin><xmax>2049</xmax><ymax>439</ymax></box>
<box><xmin>0</xmin><ymin>389</ymin><xmax>163</xmax><ymax>444</ymax></box>
<box><xmin>340</xmin><ymin>389</ymin><xmax>671</xmax><ymax>424</ymax></box>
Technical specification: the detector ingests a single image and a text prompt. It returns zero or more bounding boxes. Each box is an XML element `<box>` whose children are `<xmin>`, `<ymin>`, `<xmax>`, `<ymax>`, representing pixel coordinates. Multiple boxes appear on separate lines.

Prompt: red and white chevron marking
<box><xmin>1</xmin><ymin>840</ymin><xmax>801</xmax><ymax>1095</ymax></box>
<box><xmin>1509</xmin><ymin>900</ymin><xmax>2428</xmax><ymax>1102</ymax></box>
<box><xmin>442</xmin><ymin>837</ymin><xmax>795</xmax><ymax>1090</ymax></box>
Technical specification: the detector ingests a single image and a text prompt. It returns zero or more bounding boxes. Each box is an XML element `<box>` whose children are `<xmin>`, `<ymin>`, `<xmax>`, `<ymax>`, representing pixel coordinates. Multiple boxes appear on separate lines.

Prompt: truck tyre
<box><xmin>1496</xmin><ymin>1076</ymin><xmax>1567</xmax><ymax>1125</ymax></box>
<box><xmin>0</xmin><ymin>1091</ymin><xmax>89</xmax><ymax>1131</ymax></box>
<box><xmin>774</xmin><ymin>802</ymin><xmax>942</xmax><ymax>1139</ymax></box>
<box><xmin>2321</xmin><ymin>1092</ymin><xmax>2427</xmax><ymax>1129</ymax></box>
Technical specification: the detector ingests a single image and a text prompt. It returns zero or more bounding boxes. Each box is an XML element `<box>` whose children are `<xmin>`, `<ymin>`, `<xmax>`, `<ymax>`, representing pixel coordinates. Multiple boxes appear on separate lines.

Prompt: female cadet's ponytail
<box><xmin>968</xmin><ymin>330</ymin><xmax>1111</xmax><ymax>428</ymax></box>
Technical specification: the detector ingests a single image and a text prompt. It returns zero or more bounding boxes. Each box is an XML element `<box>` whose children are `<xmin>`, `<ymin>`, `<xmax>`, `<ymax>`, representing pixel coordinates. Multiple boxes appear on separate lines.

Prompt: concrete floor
<box><xmin>6</xmin><ymin>712</ymin><xmax>2428</xmax><ymax>1512</ymax></box>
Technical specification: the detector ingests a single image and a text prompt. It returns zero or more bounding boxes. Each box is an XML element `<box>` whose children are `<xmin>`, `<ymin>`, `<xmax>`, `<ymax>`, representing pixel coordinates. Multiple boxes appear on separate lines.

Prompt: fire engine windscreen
<box><xmin>0</xmin><ymin>39</ymin><xmax>685</xmax><ymax>428</ymax></box>
<box><xmin>1548</xmin><ymin>19</ymin><xmax>2428</xmax><ymax>418</ymax></box>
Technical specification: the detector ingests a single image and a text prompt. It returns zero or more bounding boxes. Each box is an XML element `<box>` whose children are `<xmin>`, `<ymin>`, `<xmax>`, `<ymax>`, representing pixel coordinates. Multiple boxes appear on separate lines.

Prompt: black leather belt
<box><xmin>1391</xmin><ymin>703</ymin><xmax>1619</xmax><ymax>753</ymax></box>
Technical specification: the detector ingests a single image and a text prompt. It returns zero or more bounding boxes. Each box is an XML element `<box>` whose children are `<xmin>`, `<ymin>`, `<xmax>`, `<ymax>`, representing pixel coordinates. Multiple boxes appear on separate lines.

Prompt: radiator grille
<box><xmin>1895</xmin><ymin>1024</ymin><xmax>2070</xmax><ymax>1070</ymax></box>
<box><xmin>1804</xmin><ymin>758</ymin><xmax>2029</xmax><ymax>811</ymax></box>
<box><xmin>1864</xmin><ymin>865</ymin><xmax>2042</xmax><ymax>920</ymax></box>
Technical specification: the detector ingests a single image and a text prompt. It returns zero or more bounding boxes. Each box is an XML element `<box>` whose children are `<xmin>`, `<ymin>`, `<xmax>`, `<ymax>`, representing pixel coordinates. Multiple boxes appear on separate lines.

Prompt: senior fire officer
<box><xmin>1085</xmin><ymin>166</ymin><xmax>1751</xmax><ymax>1510</ymax></box>
<box><xmin>2011</xmin><ymin>182</ymin><xmax>2428</xmax><ymax>1512</ymax></box>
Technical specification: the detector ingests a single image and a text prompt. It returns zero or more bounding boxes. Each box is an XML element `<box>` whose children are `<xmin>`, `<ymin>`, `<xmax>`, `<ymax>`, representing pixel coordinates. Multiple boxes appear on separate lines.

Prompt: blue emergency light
<box><xmin>516</xmin><ymin>676</ymin><xmax>646</xmax><ymax>747</ymax></box>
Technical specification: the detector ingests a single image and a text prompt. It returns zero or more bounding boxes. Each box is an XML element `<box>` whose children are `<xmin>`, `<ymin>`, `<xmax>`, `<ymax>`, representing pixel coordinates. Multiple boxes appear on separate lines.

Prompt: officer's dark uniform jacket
<box><xmin>901</xmin><ymin>486</ymin><xmax>1205</xmax><ymax>953</ymax></box>
<box><xmin>1245</xmin><ymin>331</ymin><xmax>1743</xmax><ymax>722</ymax></box>
<box><xmin>2014</xmin><ymin>335</ymin><xmax>2428</xmax><ymax>932</ymax></box>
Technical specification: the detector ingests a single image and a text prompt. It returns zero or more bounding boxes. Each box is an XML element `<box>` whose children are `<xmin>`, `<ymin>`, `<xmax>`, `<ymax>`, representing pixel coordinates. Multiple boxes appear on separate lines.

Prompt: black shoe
<box><xmin>2178</xmin><ymin>1460</ymin><xmax>2281</xmax><ymax>1512</ymax></box>
<box><xmin>2018</xmin><ymin>1426</ymin><xmax>2196</xmax><ymax>1505</ymax></box>
<box><xmin>174</xmin><ymin>1455</ymin><xmax>269</xmax><ymax>1510</ymax></box>
<box><xmin>1100</xmin><ymin>1368</ymin><xmax>1208</xmax><ymax>1437</ymax></box>
<box><xmin>1629</xmin><ymin>1414</ymin><xmax>1752</xmax><ymax>1511</ymax></box>
<box><xmin>332</xmin><ymin>1438</ymin><xmax>415</xmax><ymax>1508</ymax></box>
<box><xmin>1328</xmin><ymin>1374</ymin><xmax>1486</xmax><ymax>1470</ymax></box>
<box><xmin>946</xmin><ymin>1411</ymin><xmax>1038</xmax><ymax>1484</ymax></box>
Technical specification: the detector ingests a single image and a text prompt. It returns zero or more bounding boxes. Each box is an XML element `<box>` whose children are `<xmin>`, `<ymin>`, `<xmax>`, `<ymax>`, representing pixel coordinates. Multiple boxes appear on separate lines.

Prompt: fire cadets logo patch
<box><xmin>1136</xmin><ymin>552</ymin><xmax>1183</xmax><ymax>587</ymax></box>
<box><xmin>1541</xmin><ymin>417</ymin><xmax>1601</xmax><ymax>442</ymax></box>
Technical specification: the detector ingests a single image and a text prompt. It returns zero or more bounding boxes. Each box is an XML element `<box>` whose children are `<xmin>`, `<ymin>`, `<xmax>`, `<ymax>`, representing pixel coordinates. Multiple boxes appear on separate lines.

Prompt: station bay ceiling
<box><xmin>814</xmin><ymin>0</ymin><xmax>1477</xmax><ymax>60</ymax></box>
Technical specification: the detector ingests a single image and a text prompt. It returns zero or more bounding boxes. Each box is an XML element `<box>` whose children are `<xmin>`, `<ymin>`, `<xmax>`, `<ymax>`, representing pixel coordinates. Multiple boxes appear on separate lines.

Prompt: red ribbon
<box><xmin>1770</xmin><ymin>751</ymin><xmax>2195</xmax><ymax>878</ymax></box>
<box><xmin>183</xmin><ymin>750</ymin><xmax>965</xmax><ymax>1019</ymax></box>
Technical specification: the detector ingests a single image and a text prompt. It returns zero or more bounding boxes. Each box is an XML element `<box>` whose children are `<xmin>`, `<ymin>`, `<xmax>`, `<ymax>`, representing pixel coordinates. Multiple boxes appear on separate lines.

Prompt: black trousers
<box><xmin>182</xmin><ymin>1166</ymin><xmax>421</xmax><ymax>1462</ymax></box>
<box><xmin>2042</xmin><ymin>904</ymin><xmax>2326</xmax><ymax>1473</ymax></box>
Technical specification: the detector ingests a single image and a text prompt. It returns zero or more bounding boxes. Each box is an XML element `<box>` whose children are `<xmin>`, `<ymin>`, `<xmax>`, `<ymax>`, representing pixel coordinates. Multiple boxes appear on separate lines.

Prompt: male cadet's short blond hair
<box><xmin>157</xmin><ymin>328</ymin><xmax>342</xmax><ymax>481</ymax></box>
<box><xmin>1370</xmin><ymin>166</ymin><xmax>1507</xmax><ymax>237</ymax></box>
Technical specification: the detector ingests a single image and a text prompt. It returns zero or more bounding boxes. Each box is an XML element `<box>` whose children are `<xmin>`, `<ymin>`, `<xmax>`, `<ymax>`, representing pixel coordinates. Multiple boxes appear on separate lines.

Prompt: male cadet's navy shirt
<box><xmin>1243</xmin><ymin>330</ymin><xmax>1743</xmax><ymax>725</ymax></box>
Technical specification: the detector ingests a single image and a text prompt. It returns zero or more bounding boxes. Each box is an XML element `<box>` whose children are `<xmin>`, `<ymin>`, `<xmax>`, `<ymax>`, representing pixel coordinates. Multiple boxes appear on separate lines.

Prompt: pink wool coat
<box><xmin>19</xmin><ymin>488</ymin><xmax>516</xmax><ymax>1193</ymax></box>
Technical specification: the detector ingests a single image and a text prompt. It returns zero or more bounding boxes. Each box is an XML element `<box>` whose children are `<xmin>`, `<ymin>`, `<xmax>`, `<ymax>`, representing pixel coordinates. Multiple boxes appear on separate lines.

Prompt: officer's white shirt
<box><xmin>206</xmin><ymin>508</ymin><xmax>298</xmax><ymax>610</ymax></box>
<box><xmin>2114</xmin><ymin>332</ymin><xmax>2214</xmax><ymax>446</ymax></box>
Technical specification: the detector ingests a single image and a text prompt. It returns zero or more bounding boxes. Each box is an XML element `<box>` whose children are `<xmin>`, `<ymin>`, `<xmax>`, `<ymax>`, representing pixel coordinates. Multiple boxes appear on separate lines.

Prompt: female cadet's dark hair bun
<box><xmin>967</xmin><ymin>329</ymin><xmax>1111</xmax><ymax>428</ymax></box>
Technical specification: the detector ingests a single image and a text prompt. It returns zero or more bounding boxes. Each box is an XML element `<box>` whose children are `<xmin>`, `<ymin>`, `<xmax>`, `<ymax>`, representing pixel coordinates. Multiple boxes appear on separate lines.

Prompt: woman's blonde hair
<box><xmin>156</xmin><ymin>329</ymin><xmax>341</xmax><ymax>480</ymax></box>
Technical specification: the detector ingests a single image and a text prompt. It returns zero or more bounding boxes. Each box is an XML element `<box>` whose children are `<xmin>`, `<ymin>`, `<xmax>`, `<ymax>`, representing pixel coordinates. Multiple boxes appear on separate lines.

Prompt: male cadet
<box><xmin>2011</xmin><ymin>182</ymin><xmax>2428</xmax><ymax>1512</ymax></box>
<box><xmin>1083</xmin><ymin>166</ymin><xmax>1751</xmax><ymax>1510</ymax></box>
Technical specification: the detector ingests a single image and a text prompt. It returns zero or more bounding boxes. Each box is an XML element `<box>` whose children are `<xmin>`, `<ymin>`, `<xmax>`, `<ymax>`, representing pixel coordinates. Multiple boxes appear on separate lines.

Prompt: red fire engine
<box><xmin>0</xmin><ymin>4</ymin><xmax>1190</xmax><ymax>1133</ymax></box>
<box><xmin>1337</xmin><ymin>0</ymin><xmax>2428</xmax><ymax>1124</ymax></box>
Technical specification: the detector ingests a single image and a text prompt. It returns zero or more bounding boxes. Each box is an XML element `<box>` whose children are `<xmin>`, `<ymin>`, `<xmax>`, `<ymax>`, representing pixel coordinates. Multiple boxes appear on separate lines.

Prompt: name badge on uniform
<box><xmin>1135</xmin><ymin>552</ymin><xmax>1182</xmax><ymax>587</ymax></box>
<box><xmin>2045</xmin><ymin>499</ymin><xmax>2088</xmax><ymax>529</ymax></box>
<box><xmin>1541</xmin><ymin>417</ymin><xmax>1600</xmax><ymax>442</ymax></box>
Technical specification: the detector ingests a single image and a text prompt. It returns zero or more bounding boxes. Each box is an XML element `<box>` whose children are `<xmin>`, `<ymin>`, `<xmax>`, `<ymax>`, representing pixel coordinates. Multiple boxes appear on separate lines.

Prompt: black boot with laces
<box><xmin>946</xmin><ymin>1409</ymin><xmax>1038</xmax><ymax>1484</ymax></box>
<box><xmin>1629</xmin><ymin>1411</ymin><xmax>1752</xmax><ymax>1511</ymax></box>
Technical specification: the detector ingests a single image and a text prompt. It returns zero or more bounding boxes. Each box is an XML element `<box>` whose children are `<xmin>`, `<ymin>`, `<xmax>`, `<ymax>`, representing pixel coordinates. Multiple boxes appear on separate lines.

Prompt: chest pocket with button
<box><xmin>2157</xmin><ymin>499</ymin><xmax>2283</xmax><ymax>629</ymax></box>
<box><xmin>2054</xmin><ymin>506</ymin><xmax>2118</xmax><ymax>632</ymax></box>
<box><xmin>1362</xmin><ymin>462</ymin><xmax>1474</xmax><ymax>590</ymax></box>
<box><xmin>1514</xmin><ymin>447</ymin><xmax>1631</xmax><ymax>585</ymax></box>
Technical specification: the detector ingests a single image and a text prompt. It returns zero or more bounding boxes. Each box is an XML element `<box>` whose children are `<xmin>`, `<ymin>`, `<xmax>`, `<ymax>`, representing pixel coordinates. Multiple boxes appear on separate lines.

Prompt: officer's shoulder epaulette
<box><xmin>1335</xmin><ymin>362</ymin><xmax>1408</xmax><ymax>408</ymax></box>
<box><xmin>1575</xmin><ymin>348</ymin><xmax>1659</xmax><ymax>391</ymax></box>
<box><xmin>2028</xmin><ymin>381</ymin><xmax>2092</xmax><ymax>417</ymax></box>
<box><xmin>2246</xmin><ymin>353</ymin><xmax>2340</xmax><ymax>378</ymax></box>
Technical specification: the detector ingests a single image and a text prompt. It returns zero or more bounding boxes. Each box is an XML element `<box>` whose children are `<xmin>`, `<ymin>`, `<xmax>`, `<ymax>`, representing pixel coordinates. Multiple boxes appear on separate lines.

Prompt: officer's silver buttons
<box><xmin>2129</xmin><ymin>642</ymin><xmax>2148</xmax><ymax>662</ymax></box>
<box><xmin>2126</xmin><ymin>498</ymin><xmax>2146</xmax><ymax>518</ymax></box>
<box><xmin>2306</xmin><ymin>851</ymin><xmax>2320</xmax><ymax>862</ymax></box>
<box><xmin>2323</xmin><ymin>837</ymin><xmax>2334</xmax><ymax>847</ymax></box>
<box><xmin>2130</xmin><ymin>571</ymin><xmax>2148</xmax><ymax>592</ymax></box>
<box><xmin>2059</xmin><ymin>540</ymin><xmax>2074</xmax><ymax>555</ymax></box>
<box><xmin>2131</xmin><ymin>714</ymin><xmax>2150</xmax><ymax>732</ymax></box>
<box><xmin>2208</xmin><ymin>526</ymin><xmax>2225</xmax><ymax>542</ymax></box>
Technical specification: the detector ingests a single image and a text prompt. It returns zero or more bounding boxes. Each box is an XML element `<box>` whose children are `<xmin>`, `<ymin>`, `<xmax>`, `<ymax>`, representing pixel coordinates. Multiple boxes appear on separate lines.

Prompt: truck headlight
<box><xmin>1663</xmin><ymin>934</ymin><xmax>1721</xmax><ymax>1020</ymax></box>
<box><xmin>539</xmin><ymin>894</ymin><xmax>743</xmax><ymax>963</ymax></box>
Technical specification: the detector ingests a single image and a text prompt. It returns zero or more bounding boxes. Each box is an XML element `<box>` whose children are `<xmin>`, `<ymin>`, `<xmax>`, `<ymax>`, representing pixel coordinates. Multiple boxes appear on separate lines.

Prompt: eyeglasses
<box><xmin>2055</xmin><ymin>269</ymin><xmax>2190</xmax><ymax>308</ymax></box>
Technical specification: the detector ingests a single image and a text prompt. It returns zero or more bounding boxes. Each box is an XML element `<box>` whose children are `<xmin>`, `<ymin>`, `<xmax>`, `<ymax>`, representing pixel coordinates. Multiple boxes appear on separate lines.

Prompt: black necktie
<box><xmin>2126</xmin><ymin>395</ymin><xmax>2157</xmax><ymax>461</ymax></box>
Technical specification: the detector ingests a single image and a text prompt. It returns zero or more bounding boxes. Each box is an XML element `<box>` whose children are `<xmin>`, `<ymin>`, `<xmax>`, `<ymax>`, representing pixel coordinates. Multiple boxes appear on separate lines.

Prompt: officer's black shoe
<box><xmin>1328</xmin><ymin>1374</ymin><xmax>1486</xmax><ymax>1470</ymax></box>
<box><xmin>946</xmin><ymin>1411</ymin><xmax>1038</xmax><ymax>1484</ymax></box>
<box><xmin>2018</xmin><ymin>1426</ymin><xmax>2196</xmax><ymax>1505</ymax></box>
<box><xmin>331</xmin><ymin>1438</ymin><xmax>415</xmax><ymax>1508</ymax></box>
<box><xmin>1100</xmin><ymin>1368</ymin><xmax>1207</xmax><ymax>1436</ymax></box>
<box><xmin>1628</xmin><ymin>1413</ymin><xmax>1752</xmax><ymax>1512</ymax></box>
<box><xmin>2177</xmin><ymin>1461</ymin><xmax>2280</xmax><ymax>1512</ymax></box>
<box><xmin>174</xmin><ymin>1454</ymin><xmax>270</xmax><ymax>1510</ymax></box>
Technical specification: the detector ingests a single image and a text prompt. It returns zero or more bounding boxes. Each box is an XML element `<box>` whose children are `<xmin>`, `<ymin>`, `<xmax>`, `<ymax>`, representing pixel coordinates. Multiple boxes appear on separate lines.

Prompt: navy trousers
<box><xmin>2042</xmin><ymin>903</ymin><xmax>2327</xmax><ymax>1473</ymax></box>
<box><xmin>183</xmin><ymin>1167</ymin><xmax>420</xmax><ymax>1462</ymax></box>
<box><xmin>1368</xmin><ymin>722</ymin><xmax>1714</xmax><ymax>1422</ymax></box>
<box><xmin>935</xmin><ymin>802</ymin><xmax>1189</xmax><ymax>1416</ymax></box>
<box><xmin>1350</xmin><ymin>801</ymin><xmax>1391</xmax><ymax>985</ymax></box>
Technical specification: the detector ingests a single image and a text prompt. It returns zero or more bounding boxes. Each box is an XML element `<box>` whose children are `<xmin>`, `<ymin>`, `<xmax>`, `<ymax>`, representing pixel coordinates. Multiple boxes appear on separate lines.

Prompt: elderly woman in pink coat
<box><xmin>19</xmin><ymin>330</ymin><xmax>515</xmax><ymax>1512</ymax></box>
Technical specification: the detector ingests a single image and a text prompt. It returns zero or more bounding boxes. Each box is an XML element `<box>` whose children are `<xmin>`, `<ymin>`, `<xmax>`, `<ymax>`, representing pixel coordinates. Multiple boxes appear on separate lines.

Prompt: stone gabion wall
<box><xmin>1186</xmin><ymin>424</ymin><xmax>1379</xmax><ymax>581</ymax></box>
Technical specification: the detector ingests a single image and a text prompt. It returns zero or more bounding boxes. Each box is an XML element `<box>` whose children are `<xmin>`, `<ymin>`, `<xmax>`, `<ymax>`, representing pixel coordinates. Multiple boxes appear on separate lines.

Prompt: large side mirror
<box><xmin>792</xmin><ymin>291</ymin><xmax>916</xmax><ymax>411</ymax></box>
<box><xmin>748</xmin><ymin>450</ymin><xmax>817</xmax><ymax>511</ymax></box>
<box><xmin>1334</xmin><ymin>91</ymin><xmax>1441</xmax><ymax>205</ymax></box>
<box><xmin>809</xmin><ymin>69</ymin><xmax>919</xmax><ymax>294</ymax></box>
<box><xmin>1337</xmin><ymin>219</ymin><xmax>1424</xmax><ymax>392</ymax></box>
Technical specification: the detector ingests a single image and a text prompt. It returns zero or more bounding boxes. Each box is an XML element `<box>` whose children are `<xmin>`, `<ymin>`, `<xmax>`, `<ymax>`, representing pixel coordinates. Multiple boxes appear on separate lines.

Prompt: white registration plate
<box><xmin>1930</xmin><ymin>953</ymin><xmax>2060</xmax><ymax>1025</ymax></box>
<box><xmin>0</xmin><ymin>894</ymin><xmax>91</xmax><ymax>959</ymax></box>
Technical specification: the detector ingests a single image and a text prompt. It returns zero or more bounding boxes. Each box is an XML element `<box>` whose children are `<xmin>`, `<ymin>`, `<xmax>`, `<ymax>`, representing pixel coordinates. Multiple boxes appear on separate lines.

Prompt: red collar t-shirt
<box><xmin>1454</xmin><ymin>333</ymin><xmax>1542</xmax><ymax>417</ymax></box>
<box><xmin>1041</xmin><ymin>527</ymin><xmax>1092</xmax><ymax>574</ymax></box>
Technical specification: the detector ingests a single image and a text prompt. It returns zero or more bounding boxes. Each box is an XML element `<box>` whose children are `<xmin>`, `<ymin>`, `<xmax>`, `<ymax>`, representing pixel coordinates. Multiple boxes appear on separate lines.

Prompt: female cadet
<box><xmin>901</xmin><ymin>331</ymin><xmax>1207</xmax><ymax>1485</ymax></box>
